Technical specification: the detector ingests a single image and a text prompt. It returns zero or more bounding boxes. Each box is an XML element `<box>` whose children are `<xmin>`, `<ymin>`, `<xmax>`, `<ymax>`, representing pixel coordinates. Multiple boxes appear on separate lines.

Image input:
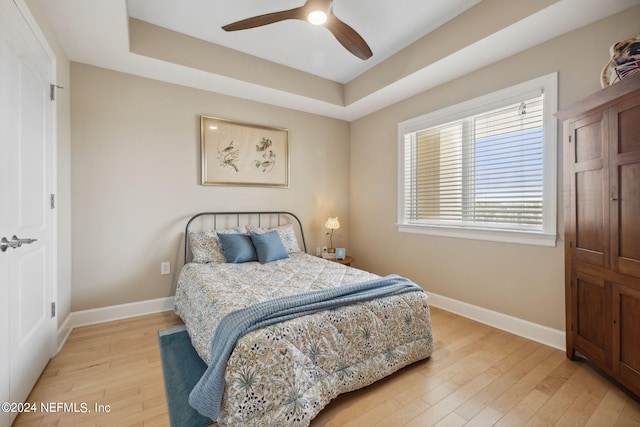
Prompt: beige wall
<box><xmin>349</xmin><ymin>7</ymin><xmax>640</xmax><ymax>331</ymax></box>
<box><xmin>25</xmin><ymin>0</ymin><xmax>72</xmax><ymax>328</ymax></box>
<box><xmin>62</xmin><ymin>4</ymin><xmax>640</xmax><ymax>325</ymax></box>
<box><xmin>70</xmin><ymin>63</ymin><xmax>351</xmax><ymax>311</ymax></box>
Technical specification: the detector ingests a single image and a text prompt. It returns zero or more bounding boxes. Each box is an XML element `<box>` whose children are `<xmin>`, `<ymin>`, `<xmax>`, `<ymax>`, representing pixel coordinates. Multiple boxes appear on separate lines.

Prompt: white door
<box><xmin>0</xmin><ymin>0</ymin><xmax>56</xmax><ymax>425</ymax></box>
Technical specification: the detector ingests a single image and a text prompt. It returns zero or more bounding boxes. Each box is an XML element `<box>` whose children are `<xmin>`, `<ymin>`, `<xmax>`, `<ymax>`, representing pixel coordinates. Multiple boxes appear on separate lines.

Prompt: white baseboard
<box><xmin>56</xmin><ymin>315</ymin><xmax>73</xmax><ymax>353</ymax></box>
<box><xmin>56</xmin><ymin>296</ymin><xmax>175</xmax><ymax>350</ymax></box>
<box><xmin>55</xmin><ymin>293</ymin><xmax>565</xmax><ymax>354</ymax></box>
<box><xmin>427</xmin><ymin>291</ymin><xmax>566</xmax><ymax>351</ymax></box>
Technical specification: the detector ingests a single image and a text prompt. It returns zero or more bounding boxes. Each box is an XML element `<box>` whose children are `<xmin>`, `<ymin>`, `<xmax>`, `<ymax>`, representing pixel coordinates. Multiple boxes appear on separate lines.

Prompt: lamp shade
<box><xmin>325</xmin><ymin>217</ymin><xmax>340</xmax><ymax>230</ymax></box>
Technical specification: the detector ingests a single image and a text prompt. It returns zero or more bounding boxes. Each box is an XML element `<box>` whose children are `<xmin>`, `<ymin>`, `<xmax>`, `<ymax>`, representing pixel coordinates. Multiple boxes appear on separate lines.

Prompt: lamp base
<box><xmin>327</xmin><ymin>247</ymin><xmax>336</xmax><ymax>254</ymax></box>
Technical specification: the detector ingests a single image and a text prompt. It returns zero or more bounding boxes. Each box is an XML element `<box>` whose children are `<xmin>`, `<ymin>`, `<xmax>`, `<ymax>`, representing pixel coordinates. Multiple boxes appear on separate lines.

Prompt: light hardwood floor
<box><xmin>14</xmin><ymin>307</ymin><xmax>640</xmax><ymax>426</ymax></box>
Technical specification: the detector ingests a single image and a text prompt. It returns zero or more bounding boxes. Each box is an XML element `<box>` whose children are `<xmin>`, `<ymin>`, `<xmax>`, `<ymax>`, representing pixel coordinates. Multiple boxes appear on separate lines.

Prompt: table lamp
<box><xmin>325</xmin><ymin>217</ymin><xmax>340</xmax><ymax>253</ymax></box>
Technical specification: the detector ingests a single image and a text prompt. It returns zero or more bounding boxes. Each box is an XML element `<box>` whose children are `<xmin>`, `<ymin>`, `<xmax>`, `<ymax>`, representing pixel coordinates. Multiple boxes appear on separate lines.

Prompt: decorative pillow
<box><xmin>189</xmin><ymin>227</ymin><xmax>246</xmax><ymax>263</ymax></box>
<box><xmin>218</xmin><ymin>233</ymin><xmax>258</xmax><ymax>263</ymax></box>
<box><xmin>249</xmin><ymin>230</ymin><xmax>289</xmax><ymax>264</ymax></box>
<box><xmin>246</xmin><ymin>223</ymin><xmax>301</xmax><ymax>254</ymax></box>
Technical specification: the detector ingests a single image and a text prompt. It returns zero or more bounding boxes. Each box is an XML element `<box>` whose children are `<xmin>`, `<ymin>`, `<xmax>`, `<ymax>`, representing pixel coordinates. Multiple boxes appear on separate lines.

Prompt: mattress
<box><xmin>174</xmin><ymin>252</ymin><xmax>433</xmax><ymax>426</ymax></box>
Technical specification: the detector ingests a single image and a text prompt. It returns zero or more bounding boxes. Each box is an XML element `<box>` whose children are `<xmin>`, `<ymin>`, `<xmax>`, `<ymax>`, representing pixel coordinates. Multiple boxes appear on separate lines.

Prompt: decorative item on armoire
<box><xmin>601</xmin><ymin>34</ymin><xmax>640</xmax><ymax>88</ymax></box>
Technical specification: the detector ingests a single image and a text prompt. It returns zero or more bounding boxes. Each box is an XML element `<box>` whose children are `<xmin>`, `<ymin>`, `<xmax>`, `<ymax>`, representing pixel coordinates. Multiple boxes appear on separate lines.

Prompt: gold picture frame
<box><xmin>201</xmin><ymin>116</ymin><xmax>289</xmax><ymax>187</ymax></box>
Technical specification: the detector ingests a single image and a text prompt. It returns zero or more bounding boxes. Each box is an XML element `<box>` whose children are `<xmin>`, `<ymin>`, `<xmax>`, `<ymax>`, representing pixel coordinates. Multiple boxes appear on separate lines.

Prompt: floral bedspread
<box><xmin>174</xmin><ymin>252</ymin><xmax>433</xmax><ymax>426</ymax></box>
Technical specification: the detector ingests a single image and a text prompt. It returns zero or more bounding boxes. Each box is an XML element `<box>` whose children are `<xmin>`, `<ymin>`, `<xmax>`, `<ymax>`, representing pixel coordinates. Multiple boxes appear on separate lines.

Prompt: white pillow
<box><xmin>189</xmin><ymin>227</ymin><xmax>246</xmax><ymax>263</ymax></box>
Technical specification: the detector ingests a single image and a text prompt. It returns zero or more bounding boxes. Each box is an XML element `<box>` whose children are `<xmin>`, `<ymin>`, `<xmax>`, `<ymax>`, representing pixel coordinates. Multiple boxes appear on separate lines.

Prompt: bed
<box><xmin>174</xmin><ymin>211</ymin><xmax>433</xmax><ymax>426</ymax></box>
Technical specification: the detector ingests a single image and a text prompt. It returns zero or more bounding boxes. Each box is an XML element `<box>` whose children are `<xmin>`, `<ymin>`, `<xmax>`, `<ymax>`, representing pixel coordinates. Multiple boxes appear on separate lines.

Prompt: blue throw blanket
<box><xmin>188</xmin><ymin>274</ymin><xmax>424</xmax><ymax>420</ymax></box>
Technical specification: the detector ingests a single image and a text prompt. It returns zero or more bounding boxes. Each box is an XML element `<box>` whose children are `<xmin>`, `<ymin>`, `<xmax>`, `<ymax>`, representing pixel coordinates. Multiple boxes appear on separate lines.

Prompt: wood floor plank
<box><xmin>615</xmin><ymin>399</ymin><xmax>640</xmax><ymax>426</ymax></box>
<box><xmin>405</xmin><ymin>372</ymin><xmax>496</xmax><ymax>427</ymax></box>
<box><xmin>454</xmin><ymin>341</ymin><xmax>551</xmax><ymax>421</ymax></box>
<box><xmin>585</xmin><ymin>387</ymin><xmax>630</xmax><ymax>427</ymax></box>
<box><xmin>494</xmin><ymin>388</ymin><xmax>549</xmax><ymax>426</ymax></box>
<box><xmin>464</xmin><ymin>405</ymin><xmax>504</xmax><ymax>427</ymax></box>
<box><xmin>432</xmin><ymin>412</ymin><xmax>467</xmax><ymax>427</ymax></box>
<box><xmin>12</xmin><ymin>307</ymin><xmax>640</xmax><ymax>427</ymax></box>
<box><xmin>375</xmin><ymin>398</ymin><xmax>432</xmax><ymax>426</ymax></box>
<box><xmin>525</xmin><ymin>363</ymin><xmax>595</xmax><ymax>426</ymax></box>
<box><xmin>489</xmin><ymin>349</ymin><xmax>564</xmax><ymax>415</ymax></box>
<box><xmin>555</xmin><ymin>372</ymin><xmax>619</xmax><ymax>426</ymax></box>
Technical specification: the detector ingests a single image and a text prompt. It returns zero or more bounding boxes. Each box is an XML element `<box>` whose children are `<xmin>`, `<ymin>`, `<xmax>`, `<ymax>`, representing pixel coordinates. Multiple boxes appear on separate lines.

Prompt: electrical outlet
<box><xmin>160</xmin><ymin>261</ymin><xmax>170</xmax><ymax>275</ymax></box>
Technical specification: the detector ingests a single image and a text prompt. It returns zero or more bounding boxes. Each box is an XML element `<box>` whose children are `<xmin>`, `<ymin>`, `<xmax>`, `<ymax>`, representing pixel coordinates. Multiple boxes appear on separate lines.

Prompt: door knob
<box><xmin>0</xmin><ymin>235</ymin><xmax>38</xmax><ymax>252</ymax></box>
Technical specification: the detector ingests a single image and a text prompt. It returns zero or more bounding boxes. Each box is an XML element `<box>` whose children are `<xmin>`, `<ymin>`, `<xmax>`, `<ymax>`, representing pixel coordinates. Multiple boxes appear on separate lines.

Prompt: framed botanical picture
<box><xmin>201</xmin><ymin>115</ymin><xmax>289</xmax><ymax>187</ymax></box>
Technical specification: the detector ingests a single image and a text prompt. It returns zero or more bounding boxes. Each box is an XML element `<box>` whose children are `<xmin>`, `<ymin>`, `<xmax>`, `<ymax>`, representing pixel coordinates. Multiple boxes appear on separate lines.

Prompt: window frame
<box><xmin>397</xmin><ymin>73</ymin><xmax>558</xmax><ymax>247</ymax></box>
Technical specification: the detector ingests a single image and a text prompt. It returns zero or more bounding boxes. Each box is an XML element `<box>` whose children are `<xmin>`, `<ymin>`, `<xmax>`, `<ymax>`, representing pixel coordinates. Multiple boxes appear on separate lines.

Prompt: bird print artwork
<box><xmin>218</xmin><ymin>141</ymin><xmax>240</xmax><ymax>172</ymax></box>
<box><xmin>255</xmin><ymin>137</ymin><xmax>276</xmax><ymax>173</ymax></box>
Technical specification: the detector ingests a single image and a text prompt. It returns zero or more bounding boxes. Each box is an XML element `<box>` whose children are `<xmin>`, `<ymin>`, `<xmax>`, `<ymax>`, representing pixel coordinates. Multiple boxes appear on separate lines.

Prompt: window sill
<box><xmin>397</xmin><ymin>223</ymin><xmax>557</xmax><ymax>247</ymax></box>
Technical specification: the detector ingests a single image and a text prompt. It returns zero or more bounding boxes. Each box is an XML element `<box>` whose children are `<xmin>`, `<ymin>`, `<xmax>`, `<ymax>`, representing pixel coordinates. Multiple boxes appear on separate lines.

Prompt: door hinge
<box><xmin>51</xmin><ymin>302</ymin><xmax>56</xmax><ymax>318</ymax></box>
<box><xmin>50</xmin><ymin>84</ymin><xmax>63</xmax><ymax>101</ymax></box>
<box><xmin>50</xmin><ymin>194</ymin><xmax>56</xmax><ymax>209</ymax></box>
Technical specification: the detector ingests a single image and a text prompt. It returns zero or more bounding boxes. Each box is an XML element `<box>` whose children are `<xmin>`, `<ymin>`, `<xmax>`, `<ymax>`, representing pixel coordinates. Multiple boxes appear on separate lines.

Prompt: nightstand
<box><xmin>328</xmin><ymin>255</ymin><xmax>354</xmax><ymax>266</ymax></box>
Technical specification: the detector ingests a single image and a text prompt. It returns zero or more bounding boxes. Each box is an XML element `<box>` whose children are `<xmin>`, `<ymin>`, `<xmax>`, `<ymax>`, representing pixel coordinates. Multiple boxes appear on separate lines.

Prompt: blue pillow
<box><xmin>217</xmin><ymin>233</ymin><xmax>257</xmax><ymax>263</ymax></box>
<box><xmin>249</xmin><ymin>230</ymin><xmax>289</xmax><ymax>264</ymax></box>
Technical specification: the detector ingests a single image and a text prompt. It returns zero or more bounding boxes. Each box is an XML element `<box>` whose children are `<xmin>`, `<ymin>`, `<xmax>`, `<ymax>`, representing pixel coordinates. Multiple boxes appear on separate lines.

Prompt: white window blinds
<box><xmin>398</xmin><ymin>74</ymin><xmax>557</xmax><ymax>246</ymax></box>
<box><xmin>403</xmin><ymin>95</ymin><xmax>546</xmax><ymax>232</ymax></box>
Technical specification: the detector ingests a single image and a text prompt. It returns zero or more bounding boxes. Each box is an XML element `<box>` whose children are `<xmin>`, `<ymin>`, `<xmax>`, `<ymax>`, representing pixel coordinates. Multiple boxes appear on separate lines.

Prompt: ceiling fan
<box><xmin>222</xmin><ymin>0</ymin><xmax>373</xmax><ymax>60</ymax></box>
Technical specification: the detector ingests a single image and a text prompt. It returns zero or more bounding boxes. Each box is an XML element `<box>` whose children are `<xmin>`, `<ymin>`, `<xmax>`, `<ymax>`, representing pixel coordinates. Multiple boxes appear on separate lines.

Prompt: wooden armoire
<box><xmin>557</xmin><ymin>72</ymin><xmax>640</xmax><ymax>397</ymax></box>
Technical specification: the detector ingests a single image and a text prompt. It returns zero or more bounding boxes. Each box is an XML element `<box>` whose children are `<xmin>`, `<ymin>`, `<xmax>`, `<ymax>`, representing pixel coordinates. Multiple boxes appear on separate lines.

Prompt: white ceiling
<box><xmin>126</xmin><ymin>0</ymin><xmax>482</xmax><ymax>83</ymax></box>
<box><xmin>39</xmin><ymin>0</ymin><xmax>640</xmax><ymax>121</ymax></box>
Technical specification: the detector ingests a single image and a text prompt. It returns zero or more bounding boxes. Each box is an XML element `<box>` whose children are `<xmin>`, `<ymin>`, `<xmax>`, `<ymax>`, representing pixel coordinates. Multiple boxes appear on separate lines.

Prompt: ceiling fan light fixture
<box><xmin>221</xmin><ymin>0</ymin><xmax>373</xmax><ymax>60</ymax></box>
<box><xmin>307</xmin><ymin>10</ymin><xmax>327</xmax><ymax>25</ymax></box>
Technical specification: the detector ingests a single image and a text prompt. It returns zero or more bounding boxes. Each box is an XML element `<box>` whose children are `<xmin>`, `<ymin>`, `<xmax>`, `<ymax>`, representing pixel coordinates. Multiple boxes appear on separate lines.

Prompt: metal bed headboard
<box><xmin>184</xmin><ymin>211</ymin><xmax>307</xmax><ymax>264</ymax></box>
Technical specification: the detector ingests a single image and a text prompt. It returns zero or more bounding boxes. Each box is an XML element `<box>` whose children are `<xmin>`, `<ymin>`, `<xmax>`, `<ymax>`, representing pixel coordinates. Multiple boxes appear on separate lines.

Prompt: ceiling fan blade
<box><xmin>325</xmin><ymin>13</ymin><xmax>372</xmax><ymax>60</ymax></box>
<box><xmin>222</xmin><ymin>7</ymin><xmax>305</xmax><ymax>31</ymax></box>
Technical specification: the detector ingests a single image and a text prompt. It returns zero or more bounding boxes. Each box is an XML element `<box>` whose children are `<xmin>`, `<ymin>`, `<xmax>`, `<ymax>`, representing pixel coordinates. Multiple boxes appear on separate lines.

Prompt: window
<box><xmin>398</xmin><ymin>73</ymin><xmax>557</xmax><ymax>246</ymax></box>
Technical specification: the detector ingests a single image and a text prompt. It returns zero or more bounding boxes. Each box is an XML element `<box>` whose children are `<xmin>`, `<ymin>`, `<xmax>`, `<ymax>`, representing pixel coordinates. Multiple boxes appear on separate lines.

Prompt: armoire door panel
<box><xmin>619</xmin><ymin>294</ymin><xmax>640</xmax><ymax>372</ymax></box>
<box><xmin>573</xmin><ymin>271</ymin><xmax>609</xmax><ymax>367</ymax></box>
<box><xmin>570</xmin><ymin>111</ymin><xmax>609</xmax><ymax>268</ymax></box>
<box><xmin>574</xmin><ymin>115</ymin><xmax>604</xmax><ymax>162</ymax></box>
<box><xmin>611</xmin><ymin>97</ymin><xmax>640</xmax><ymax>279</ymax></box>
<box><xmin>618</xmin><ymin>162</ymin><xmax>640</xmax><ymax>277</ymax></box>
<box><xmin>574</xmin><ymin>168</ymin><xmax>606</xmax><ymax>266</ymax></box>
<box><xmin>612</xmin><ymin>284</ymin><xmax>640</xmax><ymax>394</ymax></box>
<box><xmin>617</xmin><ymin>101</ymin><xmax>640</xmax><ymax>154</ymax></box>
